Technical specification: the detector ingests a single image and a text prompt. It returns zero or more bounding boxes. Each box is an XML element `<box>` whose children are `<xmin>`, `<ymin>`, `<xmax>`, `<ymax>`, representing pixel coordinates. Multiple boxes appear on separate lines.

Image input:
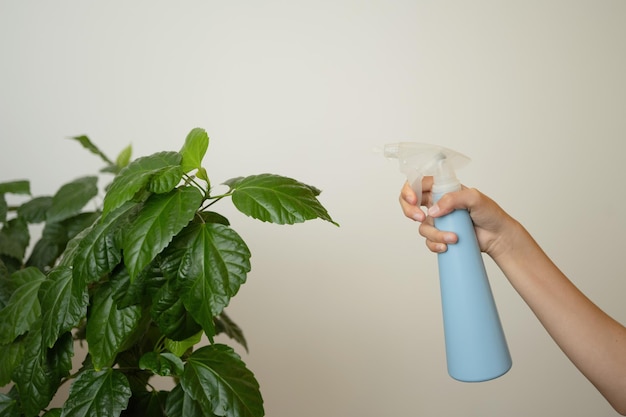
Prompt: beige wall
<box><xmin>1</xmin><ymin>1</ymin><xmax>625</xmax><ymax>416</ymax></box>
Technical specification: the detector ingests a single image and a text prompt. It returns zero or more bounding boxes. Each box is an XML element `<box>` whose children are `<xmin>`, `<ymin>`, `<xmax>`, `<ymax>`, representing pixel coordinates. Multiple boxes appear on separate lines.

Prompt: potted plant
<box><xmin>0</xmin><ymin>128</ymin><xmax>337</xmax><ymax>417</ymax></box>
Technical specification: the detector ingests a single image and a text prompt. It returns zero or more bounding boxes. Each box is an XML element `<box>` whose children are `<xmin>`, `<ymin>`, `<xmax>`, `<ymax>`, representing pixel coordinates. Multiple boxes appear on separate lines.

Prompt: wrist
<box><xmin>488</xmin><ymin>217</ymin><xmax>530</xmax><ymax>264</ymax></box>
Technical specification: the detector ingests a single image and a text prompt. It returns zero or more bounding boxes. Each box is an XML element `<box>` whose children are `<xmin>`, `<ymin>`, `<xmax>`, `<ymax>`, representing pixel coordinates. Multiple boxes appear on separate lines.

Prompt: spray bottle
<box><xmin>385</xmin><ymin>142</ymin><xmax>511</xmax><ymax>382</ymax></box>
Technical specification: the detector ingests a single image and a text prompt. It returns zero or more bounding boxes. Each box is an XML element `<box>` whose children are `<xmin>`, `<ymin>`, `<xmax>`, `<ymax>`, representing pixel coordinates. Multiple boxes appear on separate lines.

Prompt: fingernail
<box><xmin>428</xmin><ymin>204</ymin><xmax>440</xmax><ymax>216</ymax></box>
<box><xmin>444</xmin><ymin>233</ymin><xmax>456</xmax><ymax>244</ymax></box>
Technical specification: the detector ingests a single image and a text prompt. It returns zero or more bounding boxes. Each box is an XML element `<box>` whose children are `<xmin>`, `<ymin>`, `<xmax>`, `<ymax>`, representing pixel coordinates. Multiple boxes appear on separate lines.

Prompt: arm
<box><xmin>400</xmin><ymin>180</ymin><xmax>626</xmax><ymax>415</ymax></box>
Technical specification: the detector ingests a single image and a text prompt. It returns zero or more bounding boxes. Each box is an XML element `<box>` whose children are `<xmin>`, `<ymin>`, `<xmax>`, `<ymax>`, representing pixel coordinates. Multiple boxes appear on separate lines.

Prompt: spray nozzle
<box><xmin>384</xmin><ymin>142</ymin><xmax>471</xmax><ymax>206</ymax></box>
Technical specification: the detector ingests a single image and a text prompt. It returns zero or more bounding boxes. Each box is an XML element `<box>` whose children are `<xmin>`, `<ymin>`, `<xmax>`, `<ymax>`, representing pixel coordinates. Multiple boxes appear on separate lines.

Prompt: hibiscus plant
<box><xmin>0</xmin><ymin>128</ymin><xmax>337</xmax><ymax>417</ymax></box>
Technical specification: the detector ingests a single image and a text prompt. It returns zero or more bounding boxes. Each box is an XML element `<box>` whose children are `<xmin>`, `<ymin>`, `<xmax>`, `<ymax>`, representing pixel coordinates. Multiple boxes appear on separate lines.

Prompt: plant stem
<box><xmin>204</xmin><ymin>192</ymin><xmax>232</xmax><ymax>209</ymax></box>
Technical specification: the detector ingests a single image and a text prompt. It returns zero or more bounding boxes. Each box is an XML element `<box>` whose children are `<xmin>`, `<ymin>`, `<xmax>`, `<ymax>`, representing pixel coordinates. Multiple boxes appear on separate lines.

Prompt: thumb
<box><xmin>427</xmin><ymin>189</ymin><xmax>470</xmax><ymax>218</ymax></box>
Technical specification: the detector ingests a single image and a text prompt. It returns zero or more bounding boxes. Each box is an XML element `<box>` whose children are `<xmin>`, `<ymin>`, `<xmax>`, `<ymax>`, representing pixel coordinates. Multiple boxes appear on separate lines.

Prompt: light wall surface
<box><xmin>1</xmin><ymin>1</ymin><xmax>625</xmax><ymax>416</ymax></box>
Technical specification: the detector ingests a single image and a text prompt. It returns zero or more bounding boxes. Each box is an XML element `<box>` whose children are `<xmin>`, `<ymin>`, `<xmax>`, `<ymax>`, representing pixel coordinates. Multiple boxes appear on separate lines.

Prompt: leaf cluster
<box><xmin>0</xmin><ymin>128</ymin><xmax>337</xmax><ymax>417</ymax></box>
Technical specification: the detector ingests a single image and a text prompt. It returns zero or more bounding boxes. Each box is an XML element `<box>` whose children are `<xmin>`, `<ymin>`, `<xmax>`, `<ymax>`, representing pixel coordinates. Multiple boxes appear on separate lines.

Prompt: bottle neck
<box><xmin>432</xmin><ymin>180</ymin><xmax>461</xmax><ymax>202</ymax></box>
<box><xmin>431</xmin><ymin>158</ymin><xmax>461</xmax><ymax>200</ymax></box>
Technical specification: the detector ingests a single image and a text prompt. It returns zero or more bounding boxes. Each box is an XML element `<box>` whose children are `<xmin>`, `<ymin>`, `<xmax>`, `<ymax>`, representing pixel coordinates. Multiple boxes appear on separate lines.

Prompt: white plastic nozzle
<box><xmin>384</xmin><ymin>142</ymin><xmax>471</xmax><ymax>206</ymax></box>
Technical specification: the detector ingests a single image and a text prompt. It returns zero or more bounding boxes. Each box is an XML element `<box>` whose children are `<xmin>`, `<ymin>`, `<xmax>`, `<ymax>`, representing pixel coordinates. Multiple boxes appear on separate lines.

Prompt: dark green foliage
<box><xmin>0</xmin><ymin>128</ymin><xmax>337</xmax><ymax>417</ymax></box>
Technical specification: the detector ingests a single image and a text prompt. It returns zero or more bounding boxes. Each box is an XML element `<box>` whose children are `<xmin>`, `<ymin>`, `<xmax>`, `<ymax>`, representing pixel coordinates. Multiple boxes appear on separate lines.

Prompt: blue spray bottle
<box><xmin>385</xmin><ymin>142</ymin><xmax>512</xmax><ymax>382</ymax></box>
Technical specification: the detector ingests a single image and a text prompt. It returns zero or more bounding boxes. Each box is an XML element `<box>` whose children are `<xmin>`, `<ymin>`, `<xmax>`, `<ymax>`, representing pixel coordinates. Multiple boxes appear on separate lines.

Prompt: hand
<box><xmin>399</xmin><ymin>178</ymin><xmax>518</xmax><ymax>258</ymax></box>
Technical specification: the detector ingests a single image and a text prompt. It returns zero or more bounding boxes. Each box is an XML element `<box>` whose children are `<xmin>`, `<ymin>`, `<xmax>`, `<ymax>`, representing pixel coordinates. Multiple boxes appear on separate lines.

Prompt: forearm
<box><xmin>493</xmin><ymin>221</ymin><xmax>626</xmax><ymax>414</ymax></box>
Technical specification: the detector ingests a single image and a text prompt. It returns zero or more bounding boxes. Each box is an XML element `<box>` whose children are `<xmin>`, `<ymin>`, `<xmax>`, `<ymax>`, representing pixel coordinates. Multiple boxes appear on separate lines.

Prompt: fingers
<box><xmin>426</xmin><ymin>187</ymin><xmax>479</xmax><ymax>219</ymax></box>
<box><xmin>399</xmin><ymin>182</ymin><xmax>426</xmax><ymax>222</ymax></box>
<box><xmin>419</xmin><ymin>217</ymin><xmax>458</xmax><ymax>253</ymax></box>
<box><xmin>399</xmin><ymin>177</ymin><xmax>435</xmax><ymax>222</ymax></box>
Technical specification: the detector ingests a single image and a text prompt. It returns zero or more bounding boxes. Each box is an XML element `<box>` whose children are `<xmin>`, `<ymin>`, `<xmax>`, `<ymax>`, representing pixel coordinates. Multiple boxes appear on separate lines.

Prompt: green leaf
<box><xmin>13</xmin><ymin>328</ymin><xmax>58</xmax><ymax>416</ymax></box>
<box><xmin>116</xmin><ymin>144</ymin><xmax>132</xmax><ymax>169</ymax></box>
<box><xmin>0</xmin><ymin>257</ymin><xmax>13</xmax><ymax>309</ymax></box>
<box><xmin>113</xmin><ymin>265</ymin><xmax>166</xmax><ymax>309</ymax></box>
<box><xmin>39</xmin><ymin>266</ymin><xmax>89</xmax><ymax>348</ymax></box>
<box><xmin>165</xmin><ymin>331</ymin><xmax>203</xmax><ymax>357</ymax></box>
<box><xmin>0</xmin><ymin>195</ymin><xmax>6</xmax><ymax>223</ymax></box>
<box><xmin>0</xmin><ymin>267</ymin><xmax>45</xmax><ymax>344</ymax></box>
<box><xmin>47</xmin><ymin>176</ymin><xmax>98</xmax><ymax>223</ymax></box>
<box><xmin>0</xmin><ymin>255</ymin><xmax>21</xmax><ymax>275</ymax></box>
<box><xmin>181</xmin><ymin>344</ymin><xmax>264</xmax><ymax>417</ymax></box>
<box><xmin>122</xmin><ymin>390</ymin><xmax>167</xmax><ymax>417</ymax></box>
<box><xmin>122</xmin><ymin>186</ymin><xmax>202</xmax><ymax>281</ymax></box>
<box><xmin>61</xmin><ymin>369</ymin><xmax>131</xmax><ymax>417</ymax></box>
<box><xmin>72</xmin><ymin>202</ymin><xmax>139</xmax><ymax>285</ymax></box>
<box><xmin>102</xmin><ymin>151</ymin><xmax>182</xmax><ymax>218</ymax></box>
<box><xmin>147</xmin><ymin>165</ymin><xmax>184</xmax><ymax>194</ymax></box>
<box><xmin>27</xmin><ymin>221</ymin><xmax>67</xmax><ymax>271</ymax></box>
<box><xmin>64</xmin><ymin>211</ymin><xmax>101</xmax><ymax>239</ymax></box>
<box><xmin>139</xmin><ymin>351</ymin><xmax>184</xmax><ymax>376</ymax></box>
<box><xmin>165</xmin><ymin>384</ymin><xmax>211</xmax><ymax>417</ymax></box>
<box><xmin>215</xmin><ymin>311</ymin><xmax>248</xmax><ymax>352</ymax></box>
<box><xmin>47</xmin><ymin>331</ymin><xmax>74</xmax><ymax>382</ymax></box>
<box><xmin>0</xmin><ymin>217</ymin><xmax>30</xmax><ymax>261</ymax></box>
<box><xmin>69</xmin><ymin>135</ymin><xmax>114</xmax><ymax>165</ymax></box>
<box><xmin>0</xmin><ymin>337</ymin><xmax>25</xmax><ymax>385</ymax></box>
<box><xmin>197</xmin><ymin>167</ymin><xmax>209</xmax><ymax>183</ymax></box>
<box><xmin>43</xmin><ymin>409</ymin><xmax>62</xmax><ymax>417</ymax></box>
<box><xmin>86</xmin><ymin>282</ymin><xmax>142</xmax><ymax>370</ymax></box>
<box><xmin>171</xmin><ymin>221</ymin><xmax>250</xmax><ymax>339</ymax></box>
<box><xmin>227</xmin><ymin>174</ymin><xmax>338</xmax><ymax>225</ymax></box>
<box><xmin>180</xmin><ymin>128</ymin><xmax>209</xmax><ymax>174</ymax></box>
<box><xmin>0</xmin><ymin>392</ymin><xmax>20</xmax><ymax>417</ymax></box>
<box><xmin>0</xmin><ymin>180</ymin><xmax>30</xmax><ymax>195</ymax></box>
<box><xmin>17</xmin><ymin>196</ymin><xmax>53</xmax><ymax>223</ymax></box>
<box><xmin>151</xmin><ymin>278</ymin><xmax>202</xmax><ymax>341</ymax></box>
<box><xmin>56</xmin><ymin>223</ymin><xmax>94</xmax><ymax>270</ymax></box>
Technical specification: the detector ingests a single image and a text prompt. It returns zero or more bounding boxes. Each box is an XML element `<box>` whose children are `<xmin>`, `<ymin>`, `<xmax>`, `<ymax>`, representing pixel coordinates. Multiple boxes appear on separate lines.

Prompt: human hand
<box><xmin>399</xmin><ymin>178</ymin><xmax>518</xmax><ymax>258</ymax></box>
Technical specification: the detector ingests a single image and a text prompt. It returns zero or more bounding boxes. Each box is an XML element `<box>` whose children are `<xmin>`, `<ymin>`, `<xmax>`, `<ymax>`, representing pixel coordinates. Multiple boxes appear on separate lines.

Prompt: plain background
<box><xmin>1</xmin><ymin>1</ymin><xmax>625</xmax><ymax>416</ymax></box>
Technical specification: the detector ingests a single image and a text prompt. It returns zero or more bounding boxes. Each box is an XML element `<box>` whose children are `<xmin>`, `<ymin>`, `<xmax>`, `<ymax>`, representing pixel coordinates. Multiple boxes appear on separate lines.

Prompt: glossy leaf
<box><xmin>165</xmin><ymin>384</ymin><xmax>211</xmax><ymax>417</ymax></box>
<box><xmin>0</xmin><ymin>217</ymin><xmax>29</xmax><ymax>261</ymax></box>
<box><xmin>102</xmin><ymin>151</ymin><xmax>182</xmax><ymax>218</ymax></box>
<box><xmin>39</xmin><ymin>266</ymin><xmax>89</xmax><ymax>348</ymax></box>
<box><xmin>122</xmin><ymin>390</ymin><xmax>167</xmax><ymax>417</ymax></box>
<box><xmin>61</xmin><ymin>369</ymin><xmax>131</xmax><ymax>417</ymax></box>
<box><xmin>0</xmin><ymin>257</ymin><xmax>13</xmax><ymax>308</ymax></box>
<box><xmin>139</xmin><ymin>351</ymin><xmax>184</xmax><ymax>376</ymax></box>
<box><xmin>116</xmin><ymin>145</ymin><xmax>132</xmax><ymax>169</ymax></box>
<box><xmin>47</xmin><ymin>176</ymin><xmax>98</xmax><ymax>223</ymax></box>
<box><xmin>12</xmin><ymin>329</ymin><xmax>57</xmax><ymax>416</ymax></box>
<box><xmin>215</xmin><ymin>311</ymin><xmax>248</xmax><ymax>352</ymax></box>
<box><xmin>165</xmin><ymin>331</ymin><xmax>203</xmax><ymax>358</ymax></box>
<box><xmin>0</xmin><ymin>180</ymin><xmax>30</xmax><ymax>195</ymax></box>
<box><xmin>0</xmin><ymin>337</ymin><xmax>25</xmax><ymax>385</ymax></box>
<box><xmin>27</xmin><ymin>221</ymin><xmax>67</xmax><ymax>271</ymax></box>
<box><xmin>0</xmin><ymin>195</ymin><xmax>6</xmax><ymax>223</ymax></box>
<box><xmin>86</xmin><ymin>283</ymin><xmax>142</xmax><ymax>370</ymax></box>
<box><xmin>17</xmin><ymin>196</ymin><xmax>53</xmax><ymax>223</ymax></box>
<box><xmin>72</xmin><ymin>202</ymin><xmax>138</xmax><ymax>285</ymax></box>
<box><xmin>181</xmin><ymin>344</ymin><xmax>264</xmax><ymax>417</ymax></box>
<box><xmin>113</xmin><ymin>265</ymin><xmax>166</xmax><ymax>309</ymax></box>
<box><xmin>0</xmin><ymin>392</ymin><xmax>20</xmax><ymax>417</ymax></box>
<box><xmin>148</xmin><ymin>165</ymin><xmax>184</xmax><ymax>194</ymax></box>
<box><xmin>0</xmin><ymin>267</ymin><xmax>45</xmax><ymax>344</ymax></box>
<box><xmin>151</xmin><ymin>278</ymin><xmax>202</xmax><ymax>341</ymax></box>
<box><xmin>173</xmin><ymin>221</ymin><xmax>251</xmax><ymax>338</ymax></box>
<box><xmin>122</xmin><ymin>186</ymin><xmax>202</xmax><ymax>281</ymax></box>
<box><xmin>31</xmin><ymin>211</ymin><xmax>103</xmax><ymax>271</ymax></box>
<box><xmin>47</xmin><ymin>332</ymin><xmax>74</xmax><ymax>382</ymax></box>
<box><xmin>70</xmin><ymin>135</ymin><xmax>114</xmax><ymax>165</ymax></box>
<box><xmin>180</xmin><ymin>128</ymin><xmax>209</xmax><ymax>174</ymax></box>
<box><xmin>226</xmin><ymin>174</ymin><xmax>338</xmax><ymax>225</ymax></box>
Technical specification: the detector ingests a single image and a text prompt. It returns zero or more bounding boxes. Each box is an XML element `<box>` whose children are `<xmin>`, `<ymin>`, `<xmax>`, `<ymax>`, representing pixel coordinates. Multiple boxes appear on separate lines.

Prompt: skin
<box><xmin>399</xmin><ymin>177</ymin><xmax>626</xmax><ymax>415</ymax></box>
